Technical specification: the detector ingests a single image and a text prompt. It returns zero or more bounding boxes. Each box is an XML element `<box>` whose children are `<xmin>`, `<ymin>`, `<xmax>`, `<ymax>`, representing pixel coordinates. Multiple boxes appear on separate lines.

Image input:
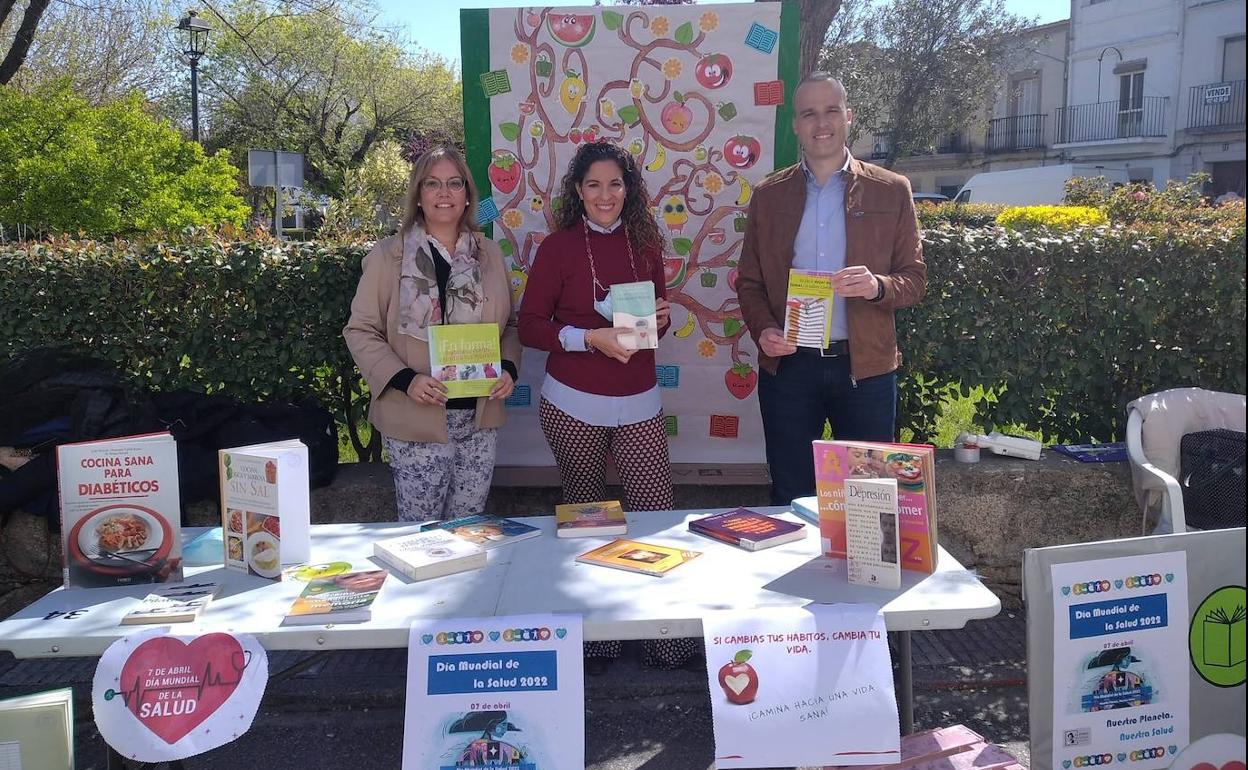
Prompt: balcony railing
<box><xmin>869</xmin><ymin>132</ymin><xmax>969</xmax><ymax>159</ymax></box>
<box><xmin>1187</xmin><ymin>80</ymin><xmax>1245</xmax><ymax>132</ymax></box>
<box><xmin>1054</xmin><ymin>97</ymin><xmax>1169</xmax><ymax>143</ymax></box>
<box><xmin>985</xmin><ymin>114</ymin><xmax>1047</xmax><ymax>153</ymax></box>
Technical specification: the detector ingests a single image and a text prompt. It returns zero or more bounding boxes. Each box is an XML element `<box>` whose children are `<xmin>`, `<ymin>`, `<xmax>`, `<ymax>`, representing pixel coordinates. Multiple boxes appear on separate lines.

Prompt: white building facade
<box><xmin>887</xmin><ymin>0</ymin><xmax>1245</xmax><ymax>198</ymax></box>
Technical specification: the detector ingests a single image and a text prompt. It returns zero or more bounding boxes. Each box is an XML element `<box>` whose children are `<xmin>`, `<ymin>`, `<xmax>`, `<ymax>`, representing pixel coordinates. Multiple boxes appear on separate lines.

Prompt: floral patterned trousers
<box><xmin>383</xmin><ymin>409</ymin><xmax>497</xmax><ymax>522</ymax></box>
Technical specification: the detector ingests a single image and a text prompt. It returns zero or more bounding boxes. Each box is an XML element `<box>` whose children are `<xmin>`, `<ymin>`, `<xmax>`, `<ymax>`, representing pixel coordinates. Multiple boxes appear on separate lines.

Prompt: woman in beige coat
<box><xmin>344</xmin><ymin>146</ymin><xmax>519</xmax><ymax>521</ymax></box>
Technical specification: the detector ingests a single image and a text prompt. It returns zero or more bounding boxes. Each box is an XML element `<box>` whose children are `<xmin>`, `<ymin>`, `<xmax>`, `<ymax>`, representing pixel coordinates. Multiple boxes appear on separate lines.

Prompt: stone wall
<box><xmin>0</xmin><ymin>450</ymin><xmax>1138</xmax><ymax>617</ymax></box>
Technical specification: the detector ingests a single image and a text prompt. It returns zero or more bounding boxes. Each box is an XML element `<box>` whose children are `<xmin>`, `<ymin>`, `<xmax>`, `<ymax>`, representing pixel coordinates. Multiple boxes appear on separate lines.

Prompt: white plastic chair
<box><xmin>1125</xmin><ymin>388</ymin><xmax>1246</xmax><ymax>534</ymax></box>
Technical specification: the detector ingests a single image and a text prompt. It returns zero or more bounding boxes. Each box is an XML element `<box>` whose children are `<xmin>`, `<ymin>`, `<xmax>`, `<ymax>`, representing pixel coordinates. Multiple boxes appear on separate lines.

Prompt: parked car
<box><xmin>954</xmin><ymin>164</ymin><xmax>1130</xmax><ymax>205</ymax></box>
<box><xmin>912</xmin><ymin>192</ymin><xmax>950</xmax><ymax>205</ymax></box>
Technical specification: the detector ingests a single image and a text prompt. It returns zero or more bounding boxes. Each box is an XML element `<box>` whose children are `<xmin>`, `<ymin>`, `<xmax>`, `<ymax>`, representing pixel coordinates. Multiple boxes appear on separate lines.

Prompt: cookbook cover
<box><xmin>220</xmin><ymin>440</ymin><xmax>310</xmax><ymax>579</ymax></box>
<box><xmin>57</xmin><ymin>432</ymin><xmax>183</xmax><ymax>587</ymax></box>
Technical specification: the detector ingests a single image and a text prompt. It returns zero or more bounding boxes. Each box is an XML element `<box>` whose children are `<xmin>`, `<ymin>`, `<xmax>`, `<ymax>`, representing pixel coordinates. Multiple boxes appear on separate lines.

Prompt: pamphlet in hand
<box><xmin>283</xmin><ymin>569</ymin><xmax>388</xmax><ymax>625</ymax></box>
<box><xmin>120</xmin><ymin>581</ymin><xmax>222</xmax><ymax>625</ymax></box>
<box><xmin>57</xmin><ymin>432</ymin><xmax>183</xmax><ymax>588</ymax></box>
<box><xmin>428</xmin><ymin>323</ymin><xmax>502</xmax><ymax>398</ymax></box>
<box><xmin>783</xmin><ymin>269</ymin><xmax>834</xmax><ymax>348</ymax></box>
<box><xmin>843</xmin><ymin>478</ymin><xmax>902</xmax><ymax>589</ymax></box>
<box><xmin>610</xmin><ymin>280</ymin><xmax>658</xmax><ymax>350</ymax></box>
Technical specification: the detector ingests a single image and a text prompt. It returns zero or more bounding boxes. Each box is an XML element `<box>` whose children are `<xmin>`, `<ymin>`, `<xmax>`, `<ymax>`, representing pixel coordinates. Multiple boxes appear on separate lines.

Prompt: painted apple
<box><xmin>662</xmin><ymin>96</ymin><xmax>693</xmax><ymax>134</ymax></box>
<box><xmin>695</xmin><ymin>53</ymin><xmax>733</xmax><ymax>89</ymax></box>
<box><xmin>488</xmin><ymin>150</ymin><xmax>521</xmax><ymax>194</ymax></box>
<box><xmin>724</xmin><ymin>135</ymin><xmax>761</xmax><ymax>169</ymax></box>
<box><xmin>727</xmin><ymin>264</ymin><xmax>739</xmax><ymax>289</ymax></box>
<box><xmin>717</xmin><ymin>649</ymin><xmax>759</xmax><ymax>704</ymax></box>
<box><xmin>547</xmin><ymin>13</ymin><xmax>596</xmax><ymax>47</ymax></box>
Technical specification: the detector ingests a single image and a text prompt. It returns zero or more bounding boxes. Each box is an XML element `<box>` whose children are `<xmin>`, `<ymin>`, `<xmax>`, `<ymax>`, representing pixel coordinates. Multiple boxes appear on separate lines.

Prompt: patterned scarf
<box><xmin>398</xmin><ymin>226</ymin><xmax>486</xmax><ymax>341</ymax></box>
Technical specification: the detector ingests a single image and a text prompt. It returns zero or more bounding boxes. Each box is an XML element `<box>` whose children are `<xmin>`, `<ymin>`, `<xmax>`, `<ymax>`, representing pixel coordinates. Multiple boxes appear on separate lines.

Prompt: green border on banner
<box><xmin>460</xmin><ymin>8</ymin><xmax>493</xmax><ymax>238</ymax></box>
<box><xmin>774</xmin><ymin>0</ymin><xmax>801</xmax><ymax>169</ymax></box>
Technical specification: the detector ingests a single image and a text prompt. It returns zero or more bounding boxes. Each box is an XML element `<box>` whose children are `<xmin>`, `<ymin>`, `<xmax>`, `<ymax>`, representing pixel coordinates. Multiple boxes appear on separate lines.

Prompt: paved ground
<box><xmin>0</xmin><ymin>612</ymin><xmax>1030</xmax><ymax>769</ymax></box>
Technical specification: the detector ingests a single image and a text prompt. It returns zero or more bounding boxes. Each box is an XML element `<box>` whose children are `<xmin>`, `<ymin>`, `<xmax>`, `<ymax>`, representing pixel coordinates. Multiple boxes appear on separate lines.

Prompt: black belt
<box><xmin>794</xmin><ymin>339</ymin><xmax>849</xmax><ymax>358</ymax></box>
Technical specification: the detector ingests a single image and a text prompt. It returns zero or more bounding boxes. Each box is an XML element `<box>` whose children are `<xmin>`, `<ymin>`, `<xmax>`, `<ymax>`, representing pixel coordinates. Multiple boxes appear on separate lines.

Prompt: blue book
<box><xmin>419</xmin><ymin>514</ymin><xmax>541</xmax><ymax>549</ymax></box>
<box><xmin>1052</xmin><ymin>443</ymin><xmax>1128</xmax><ymax>463</ymax></box>
<box><xmin>791</xmin><ymin>496</ymin><xmax>820</xmax><ymax>525</ymax></box>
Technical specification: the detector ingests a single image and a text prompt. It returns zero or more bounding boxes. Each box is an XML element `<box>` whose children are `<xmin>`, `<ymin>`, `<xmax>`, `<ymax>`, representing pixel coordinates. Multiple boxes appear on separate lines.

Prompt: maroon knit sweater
<box><xmin>518</xmin><ymin>224</ymin><xmax>669</xmax><ymax>396</ymax></box>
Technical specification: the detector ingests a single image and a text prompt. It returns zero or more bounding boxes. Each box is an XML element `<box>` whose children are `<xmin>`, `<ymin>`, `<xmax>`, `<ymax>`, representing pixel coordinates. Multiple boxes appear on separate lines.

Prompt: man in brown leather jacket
<box><xmin>736</xmin><ymin>72</ymin><xmax>927</xmax><ymax>505</ymax></box>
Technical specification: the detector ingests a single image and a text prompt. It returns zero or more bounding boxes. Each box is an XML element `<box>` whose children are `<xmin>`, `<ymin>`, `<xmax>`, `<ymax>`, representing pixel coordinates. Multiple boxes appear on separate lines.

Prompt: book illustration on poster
<box><xmin>57</xmin><ymin>432</ymin><xmax>184</xmax><ymax>588</ymax></box>
<box><xmin>813</xmin><ymin>439</ymin><xmax>939</xmax><ymax>574</ymax></box>
<box><xmin>783</xmin><ymin>270</ymin><xmax>834</xmax><ymax>348</ymax></box>
<box><xmin>120</xmin><ymin>581</ymin><xmax>223</xmax><ymax>625</ymax></box>
<box><xmin>374</xmin><ymin>529</ymin><xmax>486</xmax><ymax>581</ymax></box>
<box><xmin>419</xmin><ymin>514</ymin><xmax>541</xmax><ymax>548</ymax></box>
<box><xmin>0</xmin><ymin>687</ymin><xmax>74</xmax><ymax>770</ymax></box>
<box><xmin>843</xmin><ymin>478</ymin><xmax>902</xmax><ymax>590</ymax></box>
<box><xmin>283</xmin><ymin>569</ymin><xmax>388</xmax><ymax>625</ymax></box>
<box><xmin>689</xmin><ymin>508</ymin><xmax>806</xmax><ymax>551</ymax></box>
<box><xmin>220</xmin><ymin>439</ymin><xmax>311</xmax><ymax>580</ymax></box>
<box><xmin>555</xmin><ymin>500</ymin><xmax>627</xmax><ymax>538</ymax></box>
<box><xmin>610</xmin><ymin>280</ymin><xmax>658</xmax><ymax>350</ymax></box>
<box><xmin>577</xmin><ymin>539</ymin><xmax>702</xmax><ymax>577</ymax></box>
<box><xmin>427</xmin><ymin>323</ymin><xmax>502</xmax><ymax>399</ymax></box>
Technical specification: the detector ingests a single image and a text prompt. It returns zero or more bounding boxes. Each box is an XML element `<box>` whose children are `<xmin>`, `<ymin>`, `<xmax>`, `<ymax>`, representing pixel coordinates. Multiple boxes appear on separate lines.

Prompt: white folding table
<box><xmin>0</xmin><ymin>506</ymin><xmax>1000</xmax><ymax>736</ymax></box>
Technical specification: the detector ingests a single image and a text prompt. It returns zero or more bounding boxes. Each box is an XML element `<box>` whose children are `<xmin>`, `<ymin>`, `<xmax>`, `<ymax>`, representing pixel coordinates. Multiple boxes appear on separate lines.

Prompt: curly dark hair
<box><xmin>554</xmin><ymin>141</ymin><xmax>665</xmax><ymax>258</ymax></box>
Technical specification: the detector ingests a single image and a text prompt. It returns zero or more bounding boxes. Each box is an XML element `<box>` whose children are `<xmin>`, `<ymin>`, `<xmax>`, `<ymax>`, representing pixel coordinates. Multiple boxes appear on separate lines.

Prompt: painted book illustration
<box><xmin>783</xmin><ymin>270</ymin><xmax>835</xmax><ymax>348</ymax></box>
<box><xmin>577</xmin><ymin>538</ymin><xmax>702</xmax><ymax>577</ymax></box>
<box><xmin>610</xmin><ymin>280</ymin><xmax>658</xmax><ymax>350</ymax></box>
<box><xmin>428</xmin><ymin>323</ymin><xmax>502</xmax><ymax>399</ymax></box>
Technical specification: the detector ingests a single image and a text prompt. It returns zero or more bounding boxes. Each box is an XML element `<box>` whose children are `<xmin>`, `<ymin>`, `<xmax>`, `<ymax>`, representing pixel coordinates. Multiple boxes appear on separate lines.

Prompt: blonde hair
<box><xmin>400</xmin><ymin>146</ymin><xmax>481</xmax><ymax>235</ymax></box>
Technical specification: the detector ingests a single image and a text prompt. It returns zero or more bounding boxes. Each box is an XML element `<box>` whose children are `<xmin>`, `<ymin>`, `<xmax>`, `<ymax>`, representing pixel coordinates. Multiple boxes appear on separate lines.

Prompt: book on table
<box><xmin>373</xmin><ymin>529</ymin><xmax>486</xmax><ymax>581</ymax></box>
<box><xmin>783</xmin><ymin>269</ymin><xmax>835</xmax><ymax>348</ymax></box>
<box><xmin>0</xmin><ymin>687</ymin><xmax>74</xmax><ymax>770</ymax></box>
<box><xmin>555</xmin><ymin>500</ymin><xmax>627</xmax><ymax>538</ymax></box>
<box><xmin>843</xmin><ymin>478</ymin><xmax>902</xmax><ymax>590</ymax></box>
<box><xmin>790</xmin><ymin>496</ymin><xmax>819</xmax><ymax>525</ymax></box>
<box><xmin>282</xmin><ymin>569</ymin><xmax>388</xmax><ymax>625</ymax></box>
<box><xmin>688</xmin><ymin>507</ymin><xmax>807</xmax><ymax>551</ymax></box>
<box><xmin>610</xmin><ymin>279</ymin><xmax>659</xmax><ymax>350</ymax></box>
<box><xmin>427</xmin><ymin>323</ymin><xmax>502</xmax><ymax>398</ymax></box>
<box><xmin>120</xmin><ymin>580</ymin><xmax>223</xmax><ymax>625</ymax></box>
<box><xmin>576</xmin><ymin>538</ymin><xmax>702</xmax><ymax>577</ymax></box>
<box><xmin>56</xmin><ymin>431</ymin><xmax>183</xmax><ymax>588</ymax></box>
<box><xmin>812</xmin><ymin>439</ymin><xmax>938</xmax><ymax>574</ymax></box>
<box><xmin>419</xmin><ymin>514</ymin><xmax>541</xmax><ymax>548</ymax></box>
<box><xmin>219</xmin><ymin>439</ymin><xmax>311</xmax><ymax>581</ymax></box>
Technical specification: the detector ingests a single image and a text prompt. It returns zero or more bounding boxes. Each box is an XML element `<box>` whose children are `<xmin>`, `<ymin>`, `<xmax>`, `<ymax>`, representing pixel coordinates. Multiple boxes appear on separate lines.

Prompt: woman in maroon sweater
<box><xmin>519</xmin><ymin>141</ymin><xmax>674</xmax><ymax>511</ymax></box>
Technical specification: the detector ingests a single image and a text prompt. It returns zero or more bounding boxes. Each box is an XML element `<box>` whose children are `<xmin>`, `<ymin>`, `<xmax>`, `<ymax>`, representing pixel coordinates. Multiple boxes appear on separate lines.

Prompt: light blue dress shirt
<box><xmin>791</xmin><ymin>150</ymin><xmax>853</xmax><ymax>341</ymax></box>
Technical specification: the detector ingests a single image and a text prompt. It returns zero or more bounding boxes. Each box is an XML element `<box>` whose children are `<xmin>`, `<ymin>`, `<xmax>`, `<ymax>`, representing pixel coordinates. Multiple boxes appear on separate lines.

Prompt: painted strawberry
<box><xmin>725</xmin><ymin>362</ymin><xmax>756</xmax><ymax>399</ymax></box>
<box><xmin>488</xmin><ymin>150</ymin><xmax>521</xmax><ymax>194</ymax></box>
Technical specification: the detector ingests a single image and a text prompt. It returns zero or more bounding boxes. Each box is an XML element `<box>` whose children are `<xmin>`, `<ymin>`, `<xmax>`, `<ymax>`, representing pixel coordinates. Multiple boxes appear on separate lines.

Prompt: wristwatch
<box><xmin>870</xmin><ymin>276</ymin><xmax>885</xmax><ymax>302</ymax></box>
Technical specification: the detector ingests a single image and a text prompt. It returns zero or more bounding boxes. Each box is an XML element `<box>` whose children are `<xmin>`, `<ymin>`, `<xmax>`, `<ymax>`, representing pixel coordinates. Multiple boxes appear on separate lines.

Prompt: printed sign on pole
<box><xmin>92</xmin><ymin>629</ymin><xmax>268</xmax><ymax>763</ymax></box>
<box><xmin>702</xmin><ymin>604</ymin><xmax>899</xmax><ymax>768</ymax></box>
<box><xmin>1050</xmin><ymin>552</ymin><xmax>1190</xmax><ymax>770</ymax></box>
<box><xmin>403</xmin><ymin>613</ymin><xmax>584</xmax><ymax>770</ymax></box>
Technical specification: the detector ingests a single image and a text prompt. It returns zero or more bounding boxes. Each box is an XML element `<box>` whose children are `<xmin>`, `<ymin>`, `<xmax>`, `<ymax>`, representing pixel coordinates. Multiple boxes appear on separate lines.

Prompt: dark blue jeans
<box><xmin>757</xmin><ymin>352</ymin><xmax>897</xmax><ymax>505</ymax></box>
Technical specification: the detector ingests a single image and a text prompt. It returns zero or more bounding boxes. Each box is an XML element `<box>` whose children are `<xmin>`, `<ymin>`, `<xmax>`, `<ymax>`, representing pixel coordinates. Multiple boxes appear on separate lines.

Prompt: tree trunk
<box><xmin>797</xmin><ymin>0</ymin><xmax>842</xmax><ymax>76</ymax></box>
<box><xmin>0</xmin><ymin>0</ymin><xmax>51</xmax><ymax>86</ymax></box>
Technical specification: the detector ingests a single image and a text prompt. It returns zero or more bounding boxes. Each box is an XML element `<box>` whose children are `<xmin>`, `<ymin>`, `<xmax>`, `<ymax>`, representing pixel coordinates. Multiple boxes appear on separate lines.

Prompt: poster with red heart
<box><xmin>92</xmin><ymin>629</ymin><xmax>268</xmax><ymax>762</ymax></box>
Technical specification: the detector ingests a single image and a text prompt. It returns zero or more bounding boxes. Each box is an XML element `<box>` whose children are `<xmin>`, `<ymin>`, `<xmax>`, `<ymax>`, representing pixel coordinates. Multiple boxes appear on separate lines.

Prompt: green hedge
<box><xmin>2</xmin><ymin>223</ymin><xmax>1244</xmax><ymax>450</ymax></box>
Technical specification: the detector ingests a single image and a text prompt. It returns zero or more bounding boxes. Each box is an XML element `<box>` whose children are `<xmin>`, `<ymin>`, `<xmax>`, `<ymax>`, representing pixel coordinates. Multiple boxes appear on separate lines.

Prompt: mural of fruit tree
<box><xmin>462</xmin><ymin>3</ymin><xmax>798</xmax><ymax>466</ymax></box>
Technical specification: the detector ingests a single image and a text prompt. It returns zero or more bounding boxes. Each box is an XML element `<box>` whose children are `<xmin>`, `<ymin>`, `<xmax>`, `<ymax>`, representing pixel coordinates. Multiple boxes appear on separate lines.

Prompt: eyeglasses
<box><xmin>421</xmin><ymin>177</ymin><xmax>467</xmax><ymax>193</ymax></box>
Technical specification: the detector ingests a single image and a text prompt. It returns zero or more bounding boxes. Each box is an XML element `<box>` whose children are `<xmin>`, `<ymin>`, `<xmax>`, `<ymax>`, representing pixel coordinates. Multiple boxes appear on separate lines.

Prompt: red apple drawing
<box><xmin>695</xmin><ymin>53</ymin><xmax>733</xmax><ymax>89</ymax></box>
<box><xmin>487</xmin><ymin>150</ymin><xmax>521</xmax><ymax>194</ymax></box>
<box><xmin>661</xmin><ymin>95</ymin><xmax>693</xmax><ymax>134</ymax></box>
<box><xmin>724</xmin><ymin>135</ymin><xmax>761</xmax><ymax>169</ymax></box>
<box><xmin>725</xmin><ymin>362</ymin><xmax>756</xmax><ymax>399</ymax></box>
<box><xmin>717</xmin><ymin>649</ymin><xmax>759</xmax><ymax>704</ymax></box>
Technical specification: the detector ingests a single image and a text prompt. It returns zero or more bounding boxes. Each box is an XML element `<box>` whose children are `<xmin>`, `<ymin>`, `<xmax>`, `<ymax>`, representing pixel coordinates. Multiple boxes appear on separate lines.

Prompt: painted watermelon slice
<box><xmin>548</xmin><ymin>13</ymin><xmax>596</xmax><ymax>47</ymax></box>
<box><xmin>663</xmin><ymin>257</ymin><xmax>687</xmax><ymax>290</ymax></box>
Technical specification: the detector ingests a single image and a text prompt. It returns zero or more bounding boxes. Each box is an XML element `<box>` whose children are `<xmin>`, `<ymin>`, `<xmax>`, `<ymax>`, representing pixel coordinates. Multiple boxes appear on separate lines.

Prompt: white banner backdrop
<box><xmin>463</xmin><ymin>3</ymin><xmax>796</xmax><ymax>465</ymax></box>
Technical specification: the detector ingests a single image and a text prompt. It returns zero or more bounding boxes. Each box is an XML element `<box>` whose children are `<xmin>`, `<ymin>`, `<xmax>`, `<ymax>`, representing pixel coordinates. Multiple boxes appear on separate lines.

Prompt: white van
<box><xmin>953</xmin><ymin>164</ymin><xmax>1130</xmax><ymax>205</ymax></box>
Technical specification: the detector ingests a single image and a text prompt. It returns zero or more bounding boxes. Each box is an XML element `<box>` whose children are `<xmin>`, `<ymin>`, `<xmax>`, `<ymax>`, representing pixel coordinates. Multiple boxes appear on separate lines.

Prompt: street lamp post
<box><xmin>177</xmin><ymin>10</ymin><xmax>212</xmax><ymax>142</ymax></box>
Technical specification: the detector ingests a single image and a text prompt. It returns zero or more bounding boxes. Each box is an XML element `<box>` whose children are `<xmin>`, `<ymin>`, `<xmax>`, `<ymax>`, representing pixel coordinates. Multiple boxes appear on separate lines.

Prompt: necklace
<box><xmin>582</xmin><ymin>217</ymin><xmax>640</xmax><ymax>298</ymax></box>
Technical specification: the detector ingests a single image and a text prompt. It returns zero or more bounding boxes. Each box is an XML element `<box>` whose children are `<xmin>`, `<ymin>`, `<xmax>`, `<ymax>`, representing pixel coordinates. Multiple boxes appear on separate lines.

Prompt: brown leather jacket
<box><xmin>736</xmin><ymin>158</ymin><xmax>926</xmax><ymax>380</ymax></box>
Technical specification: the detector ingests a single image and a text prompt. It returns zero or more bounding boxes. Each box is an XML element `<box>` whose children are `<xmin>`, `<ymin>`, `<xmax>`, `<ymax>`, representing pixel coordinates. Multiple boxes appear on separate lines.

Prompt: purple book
<box><xmin>688</xmin><ymin>508</ymin><xmax>807</xmax><ymax>551</ymax></box>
